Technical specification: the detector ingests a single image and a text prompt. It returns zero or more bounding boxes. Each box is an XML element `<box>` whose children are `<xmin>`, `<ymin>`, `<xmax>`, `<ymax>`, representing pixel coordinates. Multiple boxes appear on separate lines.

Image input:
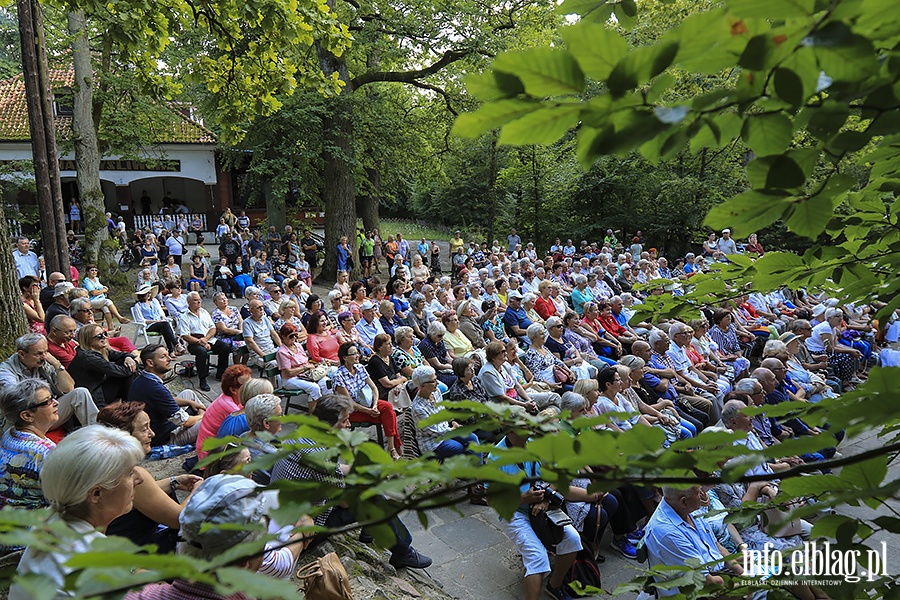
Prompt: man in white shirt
<box><xmin>242</xmin><ymin>299</ymin><xmax>281</xmax><ymax>365</ymax></box>
<box><xmin>178</xmin><ymin>291</ymin><xmax>231</xmax><ymax>391</ymax></box>
<box><xmin>717</xmin><ymin>228</ymin><xmax>739</xmax><ymax>255</ymax></box>
<box><xmin>12</xmin><ymin>237</ymin><xmax>39</xmax><ymax>279</ymax></box>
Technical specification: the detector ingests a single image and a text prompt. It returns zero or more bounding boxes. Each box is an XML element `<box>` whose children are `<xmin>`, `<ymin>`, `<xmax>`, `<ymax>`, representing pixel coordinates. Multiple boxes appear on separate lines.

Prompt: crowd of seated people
<box><xmin>3</xmin><ymin>222</ymin><xmax>891</xmax><ymax>600</ymax></box>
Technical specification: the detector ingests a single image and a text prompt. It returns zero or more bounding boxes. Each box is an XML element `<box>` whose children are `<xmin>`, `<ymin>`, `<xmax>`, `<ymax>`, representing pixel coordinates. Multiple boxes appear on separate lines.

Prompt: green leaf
<box><xmin>498</xmin><ymin>105</ymin><xmax>582</xmax><ymax>146</ymax></box>
<box><xmin>451</xmin><ymin>99</ymin><xmax>541</xmax><ymax>138</ymax></box>
<box><xmin>778</xmin><ymin>474</ymin><xmax>852</xmax><ymax>497</ymax></box>
<box><xmin>690</xmin><ymin>112</ymin><xmax>742</xmax><ymax>151</ymax></box>
<box><xmin>741</xmin><ymin>113</ymin><xmax>794</xmax><ymax>156</ymax></box>
<box><xmin>786</xmin><ymin>174</ymin><xmax>855</xmax><ymax>238</ymax></box>
<box><xmin>465</xmin><ymin>71</ymin><xmax>525</xmax><ymax>101</ymax></box>
<box><xmin>671</xmin><ymin>8</ymin><xmax>749</xmax><ymax>74</ymax></box>
<box><xmin>726</xmin><ymin>0</ymin><xmax>815</xmax><ymax>18</ymax></box>
<box><xmin>805</xmin><ymin>22</ymin><xmax>880</xmax><ymax>82</ymax></box>
<box><xmin>607</xmin><ymin>42</ymin><xmax>679</xmax><ymax>98</ymax></box>
<box><xmin>493</xmin><ymin>49</ymin><xmax>586</xmax><ymax>97</ymax></box>
<box><xmin>841</xmin><ymin>455</ymin><xmax>888</xmax><ymax>490</ymax></box>
<box><xmin>704</xmin><ymin>190</ymin><xmax>790</xmax><ymax>235</ymax></box>
<box><xmin>773</xmin><ymin>67</ymin><xmax>805</xmax><ymax>106</ymax></box>
<box><xmin>560</xmin><ymin>23</ymin><xmax>628</xmax><ymax>81</ymax></box>
<box><xmin>765</xmin><ymin>155</ymin><xmax>807</xmax><ymax>188</ymax></box>
<box><xmin>830</xmin><ymin>131</ymin><xmax>871</xmax><ymax>153</ymax></box>
<box><xmin>556</xmin><ymin>0</ymin><xmax>614</xmax><ymax>23</ymax></box>
<box><xmin>803</xmin><ymin>103</ymin><xmax>849</xmax><ymax>141</ymax></box>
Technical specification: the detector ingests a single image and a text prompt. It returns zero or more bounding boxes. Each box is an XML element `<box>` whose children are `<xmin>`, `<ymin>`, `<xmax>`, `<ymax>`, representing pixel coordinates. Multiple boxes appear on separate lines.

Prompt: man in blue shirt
<box><xmin>130</xmin><ymin>344</ymin><xmax>208</xmax><ymax>446</ymax></box>
<box><xmin>12</xmin><ymin>237</ymin><xmax>39</xmax><ymax>279</ymax></box>
<box><xmin>490</xmin><ymin>429</ymin><xmax>581</xmax><ymax>600</ymax></box>
<box><xmin>396</xmin><ymin>233</ymin><xmax>410</xmax><ymax>264</ymax></box>
<box><xmin>503</xmin><ymin>291</ymin><xmax>532</xmax><ymax>346</ymax></box>
<box><xmin>507</xmin><ymin>229</ymin><xmax>521</xmax><ymax>253</ymax></box>
<box><xmin>644</xmin><ymin>485</ymin><xmax>743</xmax><ymax>597</ymax></box>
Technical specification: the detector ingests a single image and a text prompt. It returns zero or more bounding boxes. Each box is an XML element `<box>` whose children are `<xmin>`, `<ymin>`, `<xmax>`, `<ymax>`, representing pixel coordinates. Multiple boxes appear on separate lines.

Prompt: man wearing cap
<box><xmin>44</xmin><ymin>282</ymin><xmax>75</xmax><ymax>332</ymax></box>
<box><xmin>0</xmin><ymin>332</ymin><xmax>98</xmax><ymax>429</ymax></box>
<box><xmin>355</xmin><ymin>301</ymin><xmax>384</xmax><ymax>355</ymax></box>
<box><xmin>717</xmin><ymin>228</ymin><xmax>739</xmax><ymax>255</ymax></box>
<box><xmin>40</xmin><ymin>272</ymin><xmax>66</xmax><ymax>311</ymax></box>
<box><xmin>503</xmin><ymin>291</ymin><xmax>533</xmax><ymax>346</ymax></box>
<box><xmin>124</xmin><ymin>474</ymin><xmax>308</xmax><ymax>598</ymax></box>
<box><xmin>178</xmin><ymin>291</ymin><xmax>231</xmax><ymax>391</ymax></box>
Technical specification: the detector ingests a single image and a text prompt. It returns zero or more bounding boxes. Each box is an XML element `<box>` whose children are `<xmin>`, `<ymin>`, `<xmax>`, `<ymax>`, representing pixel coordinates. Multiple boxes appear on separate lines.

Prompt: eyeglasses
<box><xmin>28</xmin><ymin>397</ymin><xmax>55</xmax><ymax>410</ymax></box>
<box><xmin>424</xmin><ymin>379</ymin><xmax>438</xmax><ymax>385</ymax></box>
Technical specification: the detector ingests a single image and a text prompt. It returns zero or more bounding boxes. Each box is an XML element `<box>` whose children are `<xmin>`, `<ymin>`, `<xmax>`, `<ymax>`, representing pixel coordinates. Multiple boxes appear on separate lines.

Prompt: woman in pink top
<box><xmin>195</xmin><ymin>363</ymin><xmax>251</xmax><ymax>459</ymax></box>
<box><xmin>306</xmin><ymin>311</ymin><xmax>342</xmax><ymax>365</ymax></box>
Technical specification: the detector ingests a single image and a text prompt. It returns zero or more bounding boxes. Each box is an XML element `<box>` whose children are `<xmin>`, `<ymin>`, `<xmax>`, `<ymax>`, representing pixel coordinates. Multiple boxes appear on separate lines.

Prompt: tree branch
<box><xmin>349</xmin><ymin>48</ymin><xmax>471</xmax><ymax>89</ymax></box>
<box><xmin>407</xmin><ymin>80</ymin><xmax>458</xmax><ymax>116</ymax></box>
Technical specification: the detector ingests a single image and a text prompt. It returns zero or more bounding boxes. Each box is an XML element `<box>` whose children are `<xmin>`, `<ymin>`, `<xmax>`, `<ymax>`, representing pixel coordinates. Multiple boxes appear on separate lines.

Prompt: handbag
<box><xmin>296</xmin><ymin>552</ymin><xmax>354</xmax><ymax>600</ymax></box>
<box><xmin>553</xmin><ymin>364</ymin><xmax>575</xmax><ymax>385</ymax></box>
<box><xmin>530</xmin><ymin>508</ymin><xmax>574</xmax><ymax>549</ymax></box>
<box><xmin>306</xmin><ymin>363</ymin><xmax>330</xmax><ymax>382</ymax></box>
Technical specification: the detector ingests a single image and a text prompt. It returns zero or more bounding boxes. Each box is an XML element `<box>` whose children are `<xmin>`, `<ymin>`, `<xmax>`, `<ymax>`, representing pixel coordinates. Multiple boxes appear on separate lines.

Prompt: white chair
<box><xmin>131</xmin><ymin>304</ymin><xmax>162</xmax><ymax>346</ymax></box>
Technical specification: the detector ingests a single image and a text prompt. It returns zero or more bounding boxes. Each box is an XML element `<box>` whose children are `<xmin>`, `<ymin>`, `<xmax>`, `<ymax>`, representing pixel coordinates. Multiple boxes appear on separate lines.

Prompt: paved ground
<box><xmin>118</xmin><ymin>241</ymin><xmax>897</xmax><ymax>599</ymax></box>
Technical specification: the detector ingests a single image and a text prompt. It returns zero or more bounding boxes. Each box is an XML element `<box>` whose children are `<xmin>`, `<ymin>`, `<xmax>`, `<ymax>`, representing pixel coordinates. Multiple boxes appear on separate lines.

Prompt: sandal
<box><xmin>390</xmin><ymin>450</ymin><xmax>402</xmax><ymax>461</ymax></box>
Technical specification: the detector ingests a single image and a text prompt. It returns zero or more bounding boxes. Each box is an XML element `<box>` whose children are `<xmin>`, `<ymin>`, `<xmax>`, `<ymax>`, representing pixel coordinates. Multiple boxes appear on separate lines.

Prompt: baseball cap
<box><xmin>179</xmin><ymin>474</ymin><xmax>268</xmax><ymax>558</ymax></box>
<box><xmin>263</xmin><ymin>277</ymin><xmax>277</xmax><ymax>284</ymax></box>
<box><xmin>508</xmin><ymin>290</ymin><xmax>524</xmax><ymax>300</ymax></box>
<box><xmin>361</xmin><ymin>300</ymin><xmax>376</xmax><ymax>311</ymax></box>
<box><xmin>53</xmin><ymin>282</ymin><xmax>75</xmax><ymax>297</ymax></box>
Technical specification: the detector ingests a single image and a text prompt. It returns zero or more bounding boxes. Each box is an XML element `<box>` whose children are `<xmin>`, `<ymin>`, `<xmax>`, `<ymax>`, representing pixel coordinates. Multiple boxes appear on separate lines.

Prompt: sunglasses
<box><xmin>94</xmin><ymin>332</ymin><xmax>109</xmax><ymax>340</ymax></box>
<box><xmin>28</xmin><ymin>398</ymin><xmax>55</xmax><ymax>410</ymax></box>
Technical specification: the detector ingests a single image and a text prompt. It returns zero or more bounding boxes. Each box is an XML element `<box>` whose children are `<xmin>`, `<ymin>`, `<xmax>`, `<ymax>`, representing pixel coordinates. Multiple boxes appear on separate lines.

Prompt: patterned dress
<box><xmin>0</xmin><ymin>429</ymin><xmax>56</xmax><ymax>509</ymax></box>
<box><xmin>212</xmin><ymin>307</ymin><xmax>245</xmax><ymax>350</ymax></box>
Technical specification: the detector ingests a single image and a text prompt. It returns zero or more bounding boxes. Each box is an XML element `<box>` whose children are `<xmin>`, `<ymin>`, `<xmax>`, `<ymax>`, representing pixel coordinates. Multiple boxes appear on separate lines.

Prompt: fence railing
<box><xmin>133</xmin><ymin>213</ymin><xmax>208</xmax><ymax>233</ymax></box>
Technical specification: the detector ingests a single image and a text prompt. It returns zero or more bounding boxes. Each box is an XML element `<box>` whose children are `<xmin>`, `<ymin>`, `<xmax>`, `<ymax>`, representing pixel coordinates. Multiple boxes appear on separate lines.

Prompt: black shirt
<box><xmin>367</xmin><ymin>354</ymin><xmax>401</xmax><ymax>400</ymax></box>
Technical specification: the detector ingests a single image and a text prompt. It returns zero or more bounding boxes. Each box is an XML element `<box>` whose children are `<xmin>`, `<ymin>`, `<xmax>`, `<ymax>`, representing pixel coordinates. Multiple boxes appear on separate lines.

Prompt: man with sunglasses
<box><xmin>0</xmin><ymin>332</ymin><xmax>98</xmax><ymax>430</ymax></box>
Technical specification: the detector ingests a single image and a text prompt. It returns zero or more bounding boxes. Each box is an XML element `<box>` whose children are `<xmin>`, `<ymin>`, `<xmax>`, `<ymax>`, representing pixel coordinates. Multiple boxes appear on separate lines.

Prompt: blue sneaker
<box><xmin>611</xmin><ymin>537</ymin><xmax>637</xmax><ymax>559</ymax></box>
<box><xmin>626</xmin><ymin>527</ymin><xmax>644</xmax><ymax>544</ymax></box>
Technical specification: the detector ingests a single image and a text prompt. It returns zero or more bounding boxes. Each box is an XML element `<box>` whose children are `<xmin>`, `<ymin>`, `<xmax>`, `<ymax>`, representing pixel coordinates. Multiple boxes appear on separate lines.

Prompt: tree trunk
<box><xmin>316</xmin><ymin>40</ymin><xmax>357</xmax><ymax>283</ymax></box>
<box><xmin>17</xmin><ymin>0</ymin><xmax>69</xmax><ymax>275</ymax></box>
<box><xmin>68</xmin><ymin>10</ymin><xmax>109</xmax><ymax>271</ymax></box>
<box><xmin>263</xmin><ymin>151</ymin><xmax>286</xmax><ymax>232</ymax></box>
<box><xmin>0</xmin><ymin>202</ymin><xmax>29</xmax><ymax>357</ymax></box>
<box><xmin>360</xmin><ymin>165</ymin><xmax>381</xmax><ymax>233</ymax></box>
<box><xmin>484</xmin><ymin>131</ymin><xmax>500</xmax><ymax>245</ymax></box>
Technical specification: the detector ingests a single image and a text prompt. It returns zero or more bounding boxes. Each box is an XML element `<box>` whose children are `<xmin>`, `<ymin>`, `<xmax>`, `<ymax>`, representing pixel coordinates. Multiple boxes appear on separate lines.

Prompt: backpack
<box><xmin>564</xmin><ymin>548</ymin><xmax>602</xmax><ymax>597</ymax></box>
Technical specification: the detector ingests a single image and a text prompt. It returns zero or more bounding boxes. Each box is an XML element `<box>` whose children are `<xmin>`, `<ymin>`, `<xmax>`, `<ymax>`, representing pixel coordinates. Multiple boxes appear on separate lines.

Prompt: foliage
<box><xmin>0</xmin><ymin>6</ymin><xmax>19</xmax><ymax>79</ymax></box>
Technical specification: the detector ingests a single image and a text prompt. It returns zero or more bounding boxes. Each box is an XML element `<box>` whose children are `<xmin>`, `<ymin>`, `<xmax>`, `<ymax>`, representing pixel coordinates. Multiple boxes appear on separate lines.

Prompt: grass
<box><xmin>361</xmin><ymin>219</ymin><xmax>454</xmax><ymax>242</ymax></box>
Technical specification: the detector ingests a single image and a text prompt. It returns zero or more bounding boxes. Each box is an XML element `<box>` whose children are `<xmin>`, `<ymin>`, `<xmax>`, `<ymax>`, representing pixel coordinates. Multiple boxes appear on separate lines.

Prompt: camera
<box><xmin>532</xmin><ymin>482</ymin><xmax>565</xmax><ymax>508</ymax></box>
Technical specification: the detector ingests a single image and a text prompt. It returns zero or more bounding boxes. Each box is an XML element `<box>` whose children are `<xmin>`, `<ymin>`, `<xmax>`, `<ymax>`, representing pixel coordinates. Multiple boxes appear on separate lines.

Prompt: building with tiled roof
<box><xmin>0</xmin><ymin>65</ymin><xmax>235</xmax><ymax>231</ymax></box>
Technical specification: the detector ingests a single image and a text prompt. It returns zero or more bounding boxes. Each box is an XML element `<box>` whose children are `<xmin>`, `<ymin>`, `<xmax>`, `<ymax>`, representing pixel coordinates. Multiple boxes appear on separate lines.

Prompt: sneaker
<box><xmin>389</xmin><ymin>547</ymin><xmax>432</xmax><ymax>570</ymax></box>
<box><xmin>611</xmin><ymin>537</ymin><xmax>637</xmax><ymax>559</ymax></box>
<box><xmin>546</xmin><ymin>580</ymin><xmax>574</xmax><ymax>600</ymax></box>
<box><xmin>626</xmin><ymin>527</ymin><xmax>644</xmax><ymax>544</ymax></box>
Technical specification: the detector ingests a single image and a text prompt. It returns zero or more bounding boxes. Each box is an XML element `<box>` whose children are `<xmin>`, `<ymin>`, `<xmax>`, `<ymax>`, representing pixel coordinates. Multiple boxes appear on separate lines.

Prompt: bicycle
<box><xmin>117</xmin><ymin>245</ymin><xmax>141</xmax><ymax>272</ymax></box>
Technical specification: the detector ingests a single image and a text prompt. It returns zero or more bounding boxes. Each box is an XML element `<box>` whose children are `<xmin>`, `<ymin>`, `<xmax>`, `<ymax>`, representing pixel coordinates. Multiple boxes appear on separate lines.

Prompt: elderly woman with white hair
<box><xmin>807</xmin><ymin>307</ymin><xmax>864</xmax><ymax>389</ymax></box>
<box><xmin>9</xmin><ymin>425</ymin><xmax>144</xmax><ymax>600</ymax></box>
<box><xmin>522</xmin><ymin>292</ymin><xmax>544</xmax><ymax>325</ymax></box>
<box><xmin>0</xmin><ymin>379</ymin><xmax>57</xmax><ymax>513</ymax></box>
<box><xmin>241</xmin><ymin>393</ymin><xmax>284</xmax><ymax>485</ymax></box>
<box><xmin>409</xmin><ymin>365</ymin><xmax>479</xmax><ymax>460</ymax></box>
<box><xmin>522</xmin><ymin>323</ymin><xmax>574</xmax><ymax>391</ymax></box>
<box><xmin>569</xmin><ymin>274</ymin><xmax>594</xmax><ymax>317</ymax></box>
<box><xmin>418</xmin><ymin>321</ymin><xmax>458</xmax><ymax>386</ymax></box>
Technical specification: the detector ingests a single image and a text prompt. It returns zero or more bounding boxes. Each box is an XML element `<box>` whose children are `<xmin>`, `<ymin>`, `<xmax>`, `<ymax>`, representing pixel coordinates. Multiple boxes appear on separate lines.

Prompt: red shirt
<box><xmin>534</xmin><ymin>296</ymin><xmax>556</xmax><ymax>320</ymax></box>
<box><xmin>47</xmin><ymin>339</ymin><xmax>77</xmax><ymax>368</ymax></box>
<box><xmin>597</xmin><ymin>313</ymin><xmax>626</xmax><ymax>337</ymax></box>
